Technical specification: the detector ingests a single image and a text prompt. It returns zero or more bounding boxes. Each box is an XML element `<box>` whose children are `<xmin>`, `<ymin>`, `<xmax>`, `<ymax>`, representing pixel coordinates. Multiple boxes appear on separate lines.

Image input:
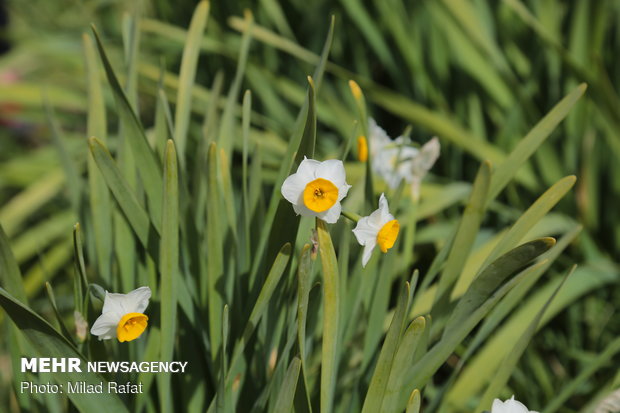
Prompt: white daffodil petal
<box><xmin>281</xmin><ymin>174</ymin><xmax>305</xmax><ymax>204</ymax></box>
<box><xmin>316</xmin><ymin>159</ymin><xmax>346</xmax><ymax>188</ymax></box>
<box><xmin>102</xmin><ymin>292</ymin><xmax>128</xmax><ymax>316</ymax></box>
<box><xmin>297</xmin><ymin>157</ymin><xmax>321</xmax><ymax>182</ymax></box>
<box><xmin>292</xmin><ymin>202</ymin><xmax>314</xmax><ymax>217</ymax></box>
<box><xmin>378</xmin><ymin>193</ymin><xmax>389</xmax><ymax>213</ymax></box>
<box><xmin>318</xmin><ymin>202</ymin><xmax>342</xmax><ymax>224</ymax></box>
<box><xmin>124</xmin><ymin>286</ymin><xmax>151</xmax><ymax>314</ymax></box>
<box><xmin>362</xmin><ymin>242</ymin><xmax>376</xmax><ymax>267</ymax></box>
<box><xmin>352</xmin><ymin>218</ymin><xmax>376</xmax><ymax>245</ymax></box>
<box><xmin>90</xmin><ymin>311</ymin><xmax>119</xmax><ymax>336</ymax></box>
<box><xmin>337</xmin><ymin>183</ymin><xmax>352</xmax><ymax>201</ymax></box>
<box><xmin>491</xmin><ymin>396</ymin><xmax>537</xmax><ymax>413</ymax></box>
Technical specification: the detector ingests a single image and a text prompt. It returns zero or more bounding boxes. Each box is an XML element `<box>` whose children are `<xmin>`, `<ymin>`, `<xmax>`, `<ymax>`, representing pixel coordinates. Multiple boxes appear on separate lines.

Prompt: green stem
<box><xmin>341</xmin><ymin>210</ymin><xmax>362</xmax><ymax>223</ymax></box>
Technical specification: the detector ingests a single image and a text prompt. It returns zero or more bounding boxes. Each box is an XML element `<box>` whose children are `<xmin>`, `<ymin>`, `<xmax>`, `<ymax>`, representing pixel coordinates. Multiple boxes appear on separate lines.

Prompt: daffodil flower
<box><xmin>491</xmin><ymin>396</ymin><xmax>539</xmax><ymax>413</ymax></box>
<box><xmin>368</xmin><ymin>118</ymin><xmax>440</xmax><ymax>200</ymax></box>
<box><xmin>281</xmin><ymin>157</ymin><xmax>351</xmax><ymax>224</ymax></box>
<box><xmin>352</xmin><ymin>193</ymin><xmax>400</xmax><ymax>267</ymax></box>
<box><xmin>90</xmin><ymin>286</ymin><xmax>151</xmax><ymax>342</ymax></box>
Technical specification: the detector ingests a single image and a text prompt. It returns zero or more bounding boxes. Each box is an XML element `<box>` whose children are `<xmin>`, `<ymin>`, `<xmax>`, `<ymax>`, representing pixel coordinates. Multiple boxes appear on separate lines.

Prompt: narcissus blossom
<box><xmin>352</xmin><ymin>193</ymin><xmax>400</xmax><ymax>267</ymax></box>
<box><xmin>491</xmin><ymin>396</ymin><xmax>539</xmax><ymax>413</ymax></box>
<box><xmin>369</xmin><ymin>118</ymin><xmax>440</xmax><ymax>200</ymax></box>
<box><xmin>90</xmin><ymin>286</ymin><xmax>151</xmax><ymax>342</ymax></box>
<box><xmin>281</xmin><ymin>158</ymin><xmax>351</xmax><ymax>224</ymax></box>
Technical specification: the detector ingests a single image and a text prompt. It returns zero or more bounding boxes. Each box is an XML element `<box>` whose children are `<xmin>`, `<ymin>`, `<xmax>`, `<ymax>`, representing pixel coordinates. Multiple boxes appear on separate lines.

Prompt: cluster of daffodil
<box><xmin>90</xmin><ymin>120</ymin><xmax>438</xmax><ymax>343</ymax></box>
<box><xmin>281</xmin><ymin>157</ymin><xmax>400</xmax><ymax>268</ymax></box>
<box><xmin>360</xmin><ymin>118</ymin><xmax>440</xmax><ymax>201</ymax></box>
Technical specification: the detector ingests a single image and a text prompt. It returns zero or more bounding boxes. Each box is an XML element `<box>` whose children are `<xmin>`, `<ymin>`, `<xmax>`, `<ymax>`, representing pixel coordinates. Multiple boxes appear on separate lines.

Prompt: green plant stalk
<box><xmin>317</xmin><ymin>218</ymin><xmax>340</xmax><ymax>413</ymax></box>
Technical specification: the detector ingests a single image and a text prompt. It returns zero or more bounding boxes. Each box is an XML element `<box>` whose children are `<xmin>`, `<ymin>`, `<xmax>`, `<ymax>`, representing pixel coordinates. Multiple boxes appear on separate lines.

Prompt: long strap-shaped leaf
<box><xmin>158</xmin><ymin>140</ymin><xmax>179</xmax><ymax>413</ymax></box>
<box><xmin>399</xmin><ymin>238</ymin><xmax>555</xmax><ymax>408</ymax></box>
<box><xmin>91</xmin><ymin>26</ymin><xmax>163</xmax><ymax>226</ymax></box>
<box><xmin>362</xmin><ymin>282</ymin><xmax>411</xmax><ymax>412</ymax></box>
<box><xmin>317</xmin><ymin>218</ymin><xmax>340</xmax><ymax>413</ymax></box>
<box><xmin>174</xmin><ymin>0</ymin><xmax>210</xmax><ymax>164</ymax></box>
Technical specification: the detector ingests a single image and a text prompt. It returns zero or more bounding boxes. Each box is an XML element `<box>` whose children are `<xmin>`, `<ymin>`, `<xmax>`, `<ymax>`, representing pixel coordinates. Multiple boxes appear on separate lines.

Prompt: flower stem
<box><xmin>341</xmin><ymin>210</ymin><xmax>362</xmax><ymax>223</ymax></box>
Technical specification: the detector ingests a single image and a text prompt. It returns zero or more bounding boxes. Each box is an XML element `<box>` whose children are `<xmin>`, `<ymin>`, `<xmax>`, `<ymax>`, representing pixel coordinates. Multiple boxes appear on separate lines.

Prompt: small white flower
<box><xmin>352</xmin><ymin>193</ymin><xmax>400</xmax><ymax>267</ymax></box>
<box><xmin>90</xmin><ymin>286</ymin><xmax>151</xmax><ymax>342</ymax></box>
<box><xmin>281</xmin><ymin>157</ymin><xmax>351</xmax><ymax>224</ymax></box>
<box><xmin>491</xmin><ymin>396</ymin><xmax>539</xmax><ymax>413</ymax></box>
<box><xmin>368</xmin><ymin>118</ymin><xmax>440</xmax><ymax>199</ymax></box>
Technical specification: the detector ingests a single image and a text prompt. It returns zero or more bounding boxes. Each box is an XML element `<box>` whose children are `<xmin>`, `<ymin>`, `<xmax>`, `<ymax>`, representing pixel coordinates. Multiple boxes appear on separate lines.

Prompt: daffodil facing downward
<box><xmin>281</xmin><ymin>157</ymin><xmax>351</xmax><ymax>224</ymax></box>
<box><xmin>352</xmin><ymin>193</ymin><xmax>400</xmax><ymax>267</ymax></box>
<box><xmin>90</xmin><ymin>286</ymin><xmax>151</xmax><ymax>342</ymax></box>
<box><xmin>491</xmin><ymin>396</ymin><xmax>539</xmax><ymax>413</ymax></box>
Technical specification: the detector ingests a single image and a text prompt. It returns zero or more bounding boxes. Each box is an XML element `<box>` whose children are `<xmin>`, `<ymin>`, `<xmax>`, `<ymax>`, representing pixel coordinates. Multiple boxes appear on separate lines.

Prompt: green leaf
<box><xmin>482</xmin><ymin>175</ymin><xmax>576</xmax><ymax>269</ymax></box>
<box><xmin>381</xmin><ymin>317</ymin><xmax>426</xmax><ymax>413</ymax></box>
<box><xmin>158</xmin><ymin>140</ymin><xmax>179</xmax><ymax>413</ymax></box>
<box><xmin>475</xmin><ymin>265</ymin><xmax>575</xmax><ymax>411</ymax></box>
<box><xmin>44</xmin><ymin>282</ymin><xmax>74</xmax><ymax>344</ymax></box>
<box><xmin>443</xmin><ymin>238</ymin><xmax>555</xmax><ymax>339</ymax></box>
<box><xmin>273</xmin><ymin>357</ymin><xmax>302</xmax><ymax>413</ymax></box>
<box><xmin>487</xmin><ymin>84</ymin><xmax>586</xmax><ymax>202</ymax></box>
<box><xmin>218</xmin><ymin>10</ymin><xmax>253</xmax><ymax>159</ymax></box>
<box><xmin>0</xmin><ymin>224</ymin><xmax>27</xmax><ymax>303</ymax></box>
<box><xmin>206</xmin><ymin>142</ymin><xmax>224</xmax><ymax>361</ymax></box>
<box><xmin>91</xmin><ymin>26</ymin><xmax>163</xmax><ymax>226</ymax></box>
<box><xmin>434</xmin><ymin>161</ymin><xmax>491</xmax><ymax>307</ymax></box>
<box><xmin>406</xmin><ymin>389</ymin><xmax>421</xmax><ymax>413</ymax></box>
<box><xmin>89</xmin><ymin>137</ymin><xmax>157</xmax><ymax>247</ymax></box>
<box><xmin>174</xmin><ymin>0</ymin><xmax>210</xmax><ymax>162</ymax></box>
<box><xmin>82</xmin><ymin>32</ymin><xmax>113</xmax><ymax>282</ymax></box>
<box><xmin>362</xmin><ymin>282</ymin><xmax>410</xmax><ymax>413</ymax></box>
<box><xmin>0</xmin><ymin>287</ymin><xmax>129</xmax><ymax>413</ymax></box>
<box><xmin>401</xmin><ymin>238</ymin><xmax>555</xmax><ymax>406</ymax></box>
<box><xmin>317</xmin><ymin>218</ymin><xmax>340</xmax><ymax>413</ymax></box>
<box><xmin>543</xmin><ymin>336</ymin><xmax>620</xmax><ymax>413</ymax></box>
<box><xmin>216</xmin><ymin>243</ymin><xmax>292</xmax><ymax>413</ymax></box>
<box><xmin>294</xmin><ymin>244</ymin><xmax>314</xmax><ymax>413</ymax></box>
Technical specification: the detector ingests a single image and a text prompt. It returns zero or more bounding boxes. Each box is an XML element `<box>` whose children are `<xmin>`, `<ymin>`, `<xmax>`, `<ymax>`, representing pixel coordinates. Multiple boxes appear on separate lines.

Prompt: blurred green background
<box><xmin>0</xmin><ymin>0</ymin><xmax>619</xmax><ymax>412</ymax></box>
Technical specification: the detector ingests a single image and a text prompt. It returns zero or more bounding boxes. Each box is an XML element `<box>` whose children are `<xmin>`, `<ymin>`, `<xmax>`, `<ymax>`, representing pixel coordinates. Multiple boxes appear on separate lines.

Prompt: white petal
<box><xmin>491</xmin><ymin>396</ymin><xmax>532</xmax><ymax>413</ymax></box>
<box><xmin>102</xmin><ymin>286</ymin><xmax>151</xmax><ymax>316</ymax></box>
<box><xmin>337</xmin><ymin>183</ymin><xmax>352</xmax><ymax>201</ymax></box>
<box><xmin>378</xmin><ymin>193</ymin><xmax>389</xmax><ymax>213</ymax></box>
<box><xmin>296</xmin><ymin>157</ymin><xmax>321</xmax><ymax>182</ymax></box>
<box><xmin>90</xmin><ymin>312</ymin><xmax>119</xmax><ymax>337</ymax></box>
<box><xmin>367</xmin><ymin>208</ymin><xmax>384</xmax><ymax>228</ymax></box>
<box><xmin>352</xmin><ymin>217</ymin><xmax>378</xmax><ymax>245</ymax></box>
<box><xmin>411</xmin><ymin>137</ymin><xmax>440</xmax><ymax>176</ymax></box>
<box><xmin>124</xmin><ymin>286</ymin><xmax>151</xmax><ymax>313</ymax></box>
<box><xmin>317</xmin><ymin>202</ymin><xmax>342</xmax><ymax>224</ymax></box>
<box><xmin>315</xmin><ymin>159</ymin><xmax>346</xmax><ymax>188</ymax></box>
<box><xmin>361</xmin><ymin>241</ymin><xmax>376</xmax><ymax>267</ymax></box>
<box><xmin>101</xmin><ymin>292</ymin><xmax>127</xmax><ymax>317</ymax></box>
<box><xmin>281</xmin><ymin>174</ymin><xmax>305</xmax><ymax>205</ymax></box>
<box><xmin>292</xmin><ymin>202</ymin><xmax>315</xmax><ymax>218</ymax></box>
